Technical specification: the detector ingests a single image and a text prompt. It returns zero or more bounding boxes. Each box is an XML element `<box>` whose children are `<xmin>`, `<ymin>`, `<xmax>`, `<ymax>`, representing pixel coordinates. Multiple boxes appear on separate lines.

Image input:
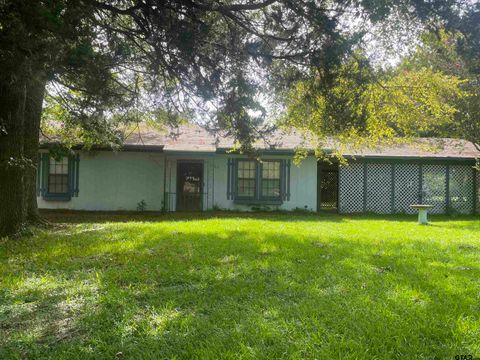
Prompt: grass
<box><xmin>1</xmin><ymin>211</ymin><xmax>479</xmax><ymax>359</ymax></box>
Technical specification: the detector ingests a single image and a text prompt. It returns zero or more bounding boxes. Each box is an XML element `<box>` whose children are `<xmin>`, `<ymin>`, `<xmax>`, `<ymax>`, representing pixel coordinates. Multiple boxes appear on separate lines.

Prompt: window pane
<box><xmin>236</xmin><ymin>161</ymin><xmax>256</xmax><ymax>198</ymax></box>
<box><xmin>262</xmin><ymin>179</ymin><xmax>280</xmax><ymax>197</ymax></box>
<box><xmin>48</xmin><ymin>174</ymin><xmax>68</xmax><ymax>194</ymax></box>
<box><xmin>238</xmin><ymin>161</ymin><xmax>255</xmax><ymax>179</ymax></box>
<box><xmin>262</xmin><ymin>161</ymin><xmax>280</xmax><ymax>179</ymax></box>
<box><xmin>48</xmin><ymin>157</ymin><xmax>69</xmax><ymax>194</ymax></box>
<box><xmin>49</xmin><ymin>157</ymin><xmax>68</xmax><ymax>175</ymax></box>
<box><xmin>261</xmin><ymin>161</ymin><xmax>281</xmax><ymax>197</ymax></box>
<box><xmin>238</xmin><ymin>179</ymin><xmax>255</xmax><ymax>197</ymax></box>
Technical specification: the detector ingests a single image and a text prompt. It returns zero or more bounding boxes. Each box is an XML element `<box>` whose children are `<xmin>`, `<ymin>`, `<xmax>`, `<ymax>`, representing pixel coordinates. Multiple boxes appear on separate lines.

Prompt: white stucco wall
<box><xmin>38</xmin><ymin>151</ymin><xmax>165</xmax><ymax>211</ymax></box>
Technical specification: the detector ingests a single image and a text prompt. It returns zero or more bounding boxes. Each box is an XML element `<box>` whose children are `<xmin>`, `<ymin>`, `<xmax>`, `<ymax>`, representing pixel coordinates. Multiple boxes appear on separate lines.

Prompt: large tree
<box><xmin>0</xmin><ymin>0</ymin><xmax>475</xmax><ymax>237</ymax></box>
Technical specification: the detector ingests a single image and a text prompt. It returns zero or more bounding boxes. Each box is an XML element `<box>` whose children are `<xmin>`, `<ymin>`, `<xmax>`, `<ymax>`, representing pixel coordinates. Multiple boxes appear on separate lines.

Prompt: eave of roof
<box><xmin>39</xmin><ymin>143</ymin><xmax>165</xmax><ymax>153</ymax></box>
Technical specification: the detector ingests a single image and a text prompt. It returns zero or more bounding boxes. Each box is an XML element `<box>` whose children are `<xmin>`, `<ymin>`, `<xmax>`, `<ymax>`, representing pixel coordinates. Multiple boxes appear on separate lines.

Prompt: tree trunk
<box><xmin>0</xmin><ymin>76</ymin><xmax>28</xmax><ymax>237</ymax></box>
<box><xmin>24</xmin><ymin>73</ymin><xmax>47</xmax><ymax>224</ymax></box>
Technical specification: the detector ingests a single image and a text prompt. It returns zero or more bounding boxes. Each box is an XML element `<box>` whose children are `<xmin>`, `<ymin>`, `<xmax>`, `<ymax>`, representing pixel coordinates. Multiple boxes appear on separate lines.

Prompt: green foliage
<box><xmin>3</xmin><ymin>0</ymin><xmax>477</xmax><ymax>150</ymax></box>
<box><xmin>1</xmin><ymin>212</ymin><xmax>479</xmax><ymax>358</ymax></box>
<box><xmin>281</xmin><ymin>52</ymin><xmax>468</xmax><ymax>160</ymax></box>
<box><xmin>364</xmin><ymin>68</ymin><xmax>466</xmax><ymax>137</ymax></box>
<box><xmin>216</xmin><ymin>73</ymin><xmax>267</xmax><ymax>153</ymax></box>
<box><xmin>398</xmin><ymin>29</ymin><xmax>480</xmax><ymax>147</ymax></box>
<box><xmin>281</xmin><ymin>56</ymin><xmax>371</xmax><ymax>137</ymax></box>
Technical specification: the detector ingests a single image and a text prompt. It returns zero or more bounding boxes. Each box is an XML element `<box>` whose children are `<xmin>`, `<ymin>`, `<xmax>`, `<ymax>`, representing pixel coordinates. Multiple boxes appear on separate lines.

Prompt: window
<box><xmin>37</xmin><ymin>153</ymin><xmax>80</xmax><ymax>201</ymax></box>
<box><xmin>48</xmin><ymin>157</ymin><xmax>69</xmax><ymax>194</ymax></box>
<box><xmin>261</xmin><ymin>161</ymin><xmax>281</xmax><ymax>198</ymax></box>
<box><xmin>237</xmin><ymin>160</ymin><xmax>256</xmax><ymax>198</ymax></box>
<box><xmin>228</xmin><ymin>159</ymin><xmax>289</xmax><ymax>204</ymax></box>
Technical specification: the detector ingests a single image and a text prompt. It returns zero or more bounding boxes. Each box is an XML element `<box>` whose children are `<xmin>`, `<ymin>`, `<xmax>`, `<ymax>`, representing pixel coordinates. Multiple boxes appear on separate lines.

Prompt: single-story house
<box><xmin>38</xmin><ymin>125</ymin><xmax>480</xmax><ymax>214</ymax></box>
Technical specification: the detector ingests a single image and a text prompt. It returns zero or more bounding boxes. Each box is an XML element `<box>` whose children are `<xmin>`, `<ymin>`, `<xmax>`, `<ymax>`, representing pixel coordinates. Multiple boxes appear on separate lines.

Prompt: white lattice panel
<box><xmin>476</xmin><ymin>169</ymin><xmax>480</xmax><ymax>214</ymax></box>
<box><xmin>366</xmin><ymin>163</ymin><xmax>392</xmax><ymax>213</ymax></box>
<box><xmin>422</xmin><ymin>165</ymin><xmax>447</xmax><ymax>214</ymax></box>
<box><xmin>336</xmin><ymin>160</ymin><xmax>477</xmax><ymax>215</ymax></box>
<box><xmin>449</xmin><ymin>165</ymin><xmax>474</xmax><ymax>214</ymax></box>
<box><xmin>394</xmin><ymin>164</ymin><xmax>420</xmax><ymax>214</ymax></box>
<box><xmin>339</xmin><ymin>163</ymin><xmax>364</xmax><ymax>213</ymax></box>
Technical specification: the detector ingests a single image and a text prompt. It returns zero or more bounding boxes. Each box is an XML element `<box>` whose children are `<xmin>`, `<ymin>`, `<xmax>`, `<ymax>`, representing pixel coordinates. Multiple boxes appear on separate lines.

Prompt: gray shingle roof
<box><xmin>123</xmin><ymin>124</ymin><xmax>479</xmax><ymax>159</ymax></box>
<box><xmin>41</xmin><ymin>123</ymin><xmax>479</xmax><ymax>159</ymax></box>
<box><xmin>124</xmin><ymin>124</ymin><xmax>217</xmax><ymax>151</ymax></box>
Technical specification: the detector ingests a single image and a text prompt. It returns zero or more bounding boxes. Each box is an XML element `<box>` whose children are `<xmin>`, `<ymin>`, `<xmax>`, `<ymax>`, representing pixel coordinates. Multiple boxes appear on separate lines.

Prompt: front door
<box><xmin>177</xmin><ymin>162</ymin><xmax>203</xmax><ymax>211</ymax></box>
<box><xmin>317</xmin><ymin>162</ymin><xmax>338</xmax><ymax>211</ymax></box>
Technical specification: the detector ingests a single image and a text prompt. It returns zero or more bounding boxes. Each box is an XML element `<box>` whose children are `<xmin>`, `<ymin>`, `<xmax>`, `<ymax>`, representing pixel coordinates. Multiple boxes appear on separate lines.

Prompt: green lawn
<box><xmin>1</xmin><ymin>212</ymin><xmax>479</xmax><ymax>359</ymax></box>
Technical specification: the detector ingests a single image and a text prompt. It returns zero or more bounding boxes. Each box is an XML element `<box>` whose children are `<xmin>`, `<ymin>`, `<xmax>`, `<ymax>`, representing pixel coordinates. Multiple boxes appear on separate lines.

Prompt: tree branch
<box><xmin>186</xmin><ymin>0</ymin><xmax>278</xmax><ymax>12</ymax></box>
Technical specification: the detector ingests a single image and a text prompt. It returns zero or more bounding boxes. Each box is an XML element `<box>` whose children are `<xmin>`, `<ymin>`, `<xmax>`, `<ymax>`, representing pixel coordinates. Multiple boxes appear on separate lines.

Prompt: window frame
<box><xmin>234</xmin><ymin>159</ymin><xmax>283</xmax><ymax>205</ymax></box>
<box><xmin>259</xmin><ymin>160</ymin><xmax>282</xmax><ymax>201</ymax></box>
<box><xmin>43</xmin><ymin>155</ymin><xmax>72</xmax><ymax>201</ymax></box>
<box><xmin>235</xmin><ymin>159</ymin><xmax>257</xmax><ymax>200</ymax></box>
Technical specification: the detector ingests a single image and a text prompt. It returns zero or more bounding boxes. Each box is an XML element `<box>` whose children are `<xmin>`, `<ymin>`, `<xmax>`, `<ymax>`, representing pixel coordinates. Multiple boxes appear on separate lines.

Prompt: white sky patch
<box><xmin>337</xmin><ymin>6</ymin><xmax>424</xmax><ymax>69</ymax></box>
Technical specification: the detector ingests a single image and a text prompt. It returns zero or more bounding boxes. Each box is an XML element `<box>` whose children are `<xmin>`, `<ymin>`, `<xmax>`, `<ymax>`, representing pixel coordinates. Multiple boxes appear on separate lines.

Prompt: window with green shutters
<box><xmin>37</xmin><ymin>153</ymin><xmax>80</xmax><ymax>201</ymax></box>
<box><xmin>227</xmin><ymin>158</ymin><xmax>290</xmax><ymax>204</ymax></box>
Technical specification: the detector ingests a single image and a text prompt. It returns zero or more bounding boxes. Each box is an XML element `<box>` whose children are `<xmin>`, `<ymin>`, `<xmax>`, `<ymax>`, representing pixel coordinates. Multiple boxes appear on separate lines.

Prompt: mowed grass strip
<box><xmin>0</xmin><ymin>212</ymin><xmax>479</xmax><ymax>359</ymax></box>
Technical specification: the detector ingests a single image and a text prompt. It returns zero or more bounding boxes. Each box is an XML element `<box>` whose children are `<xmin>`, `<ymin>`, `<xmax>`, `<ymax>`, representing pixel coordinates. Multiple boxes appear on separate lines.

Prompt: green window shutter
<box><xmin>68</xmin><ymin>156</ymin><xmax>75</xmax><ymax>197</ymax></box>
<box><xmin>227</xmin><ymin>158</ymin><xmax>233</xmax><ymax>200</ymax></box>
<box><xmin>255</xmin><ymin>161</ymin><xmax>261</xmax><ymax>201</ymax></box>
<box><xmin>227</xmin><ymin>158</ymin><xmax>237</xmax><ymax>200</ymax></box>
<box><xmin>280</xmin><ymin>160</ymin><xmax>285</xmax><ymax>200</ymax></box>
<box><xmin>281</xmin><ymin>159</ymin><xmax>291</xmax><ymax>201</ymax></box>
<box><xmin>75</xmin><ymin>154</ymin><xmax>80</xmax><ymax>196</ymax></box>
<box><xmin>68</xmin><ymin>156</ymin><xmax>73</xmax><ymax>196</ymax></box>
<box><xmin>68</xmin><ymin>154</ymin><xmax>80</xmax><ymax>197</ymax></box>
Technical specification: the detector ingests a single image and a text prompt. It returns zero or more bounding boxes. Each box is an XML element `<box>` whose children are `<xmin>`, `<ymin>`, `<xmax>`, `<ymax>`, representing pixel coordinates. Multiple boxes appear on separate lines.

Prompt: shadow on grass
<box><xmin>1</xmin><ymin>219</ymin><xmax>479</xmax><ymax>358</ymax></box>
<box><xmin>40</xmin><ymin>209</ymin><xmax>350</xmax><ymax>225</ymax></box>
<box><xmin>39</xmin><ymin>209</ymin><xmax>478</xmax><ymax>225</ymax></box>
